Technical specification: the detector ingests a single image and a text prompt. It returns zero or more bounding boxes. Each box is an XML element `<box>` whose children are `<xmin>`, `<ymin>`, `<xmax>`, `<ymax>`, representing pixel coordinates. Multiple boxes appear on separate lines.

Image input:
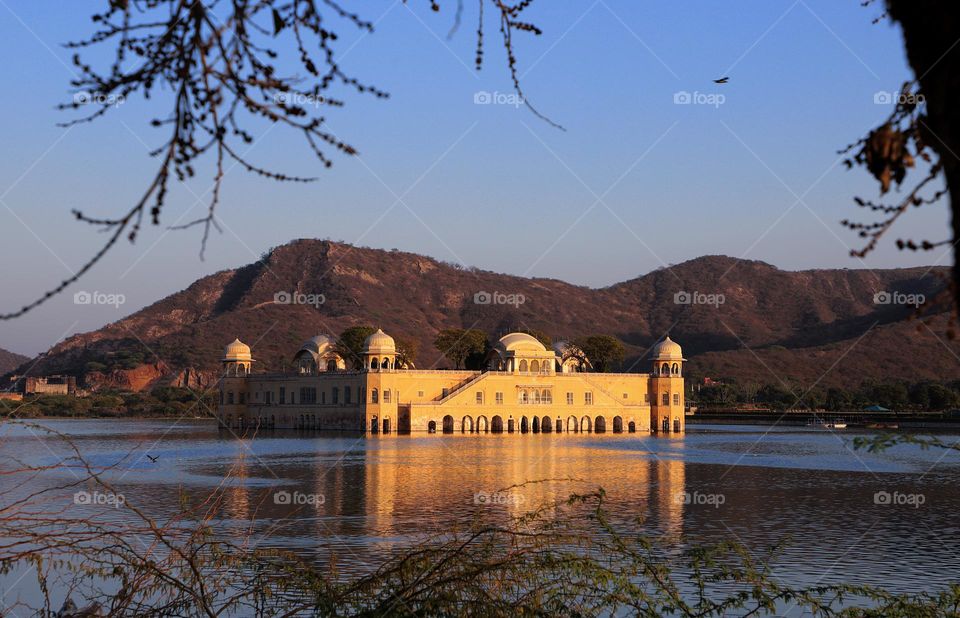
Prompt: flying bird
<box><xmin>713</xmin><ymin>77</ymin><xmax>729</xmax><ymax>84</ymax></box>
<box><xmin>146</xmin><ymin>454</ymin><xmax>159</xmax><ymax>463</ymax></box>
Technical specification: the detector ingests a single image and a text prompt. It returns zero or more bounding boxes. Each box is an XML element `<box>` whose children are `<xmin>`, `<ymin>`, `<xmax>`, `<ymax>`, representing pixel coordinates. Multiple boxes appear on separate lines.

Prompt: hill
<box><xmin>4</xmin><ymin>239</ymin><xmax>956</xmax><ymax>392</ymax></box>
<box><xmin>0</xmin><ymin>347</ymin><xmax>28</xmax><ymax>375</ymax></box>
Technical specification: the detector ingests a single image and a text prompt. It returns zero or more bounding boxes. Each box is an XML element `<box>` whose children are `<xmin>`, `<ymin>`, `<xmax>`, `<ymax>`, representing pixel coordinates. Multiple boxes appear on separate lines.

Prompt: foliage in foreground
<box><xmin>2</xmin><ymin>422</ymin><xmax>960</xmax><ymax>616</ymax></box>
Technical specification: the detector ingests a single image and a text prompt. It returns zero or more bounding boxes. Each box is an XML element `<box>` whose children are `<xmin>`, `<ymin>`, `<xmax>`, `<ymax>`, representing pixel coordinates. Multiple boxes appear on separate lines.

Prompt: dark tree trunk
<box><xmin>887</xmin><ymin>1</ymin><xmax>960</xmax><ymax>306</ymax></box>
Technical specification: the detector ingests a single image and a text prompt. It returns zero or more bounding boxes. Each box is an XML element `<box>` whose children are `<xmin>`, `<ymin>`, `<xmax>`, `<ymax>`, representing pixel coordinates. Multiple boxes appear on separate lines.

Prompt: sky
<box><xmin>0</xmin><ymin>0</ymin><xmax>950</xmax><ymax>356</ymax></box>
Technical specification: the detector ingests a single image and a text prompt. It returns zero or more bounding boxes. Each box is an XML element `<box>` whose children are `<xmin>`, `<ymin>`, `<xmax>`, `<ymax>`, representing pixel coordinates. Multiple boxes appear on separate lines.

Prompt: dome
<box><xmin>222</xmin><ymin>338</ymin><xmax>252</xmax><ymax>362</ymax></box>
<box><xmin>651</xmin><ymin>336</ymin><xmax>684</xmax><ymax>360</ymax></box>
<box><xmin>299</xmin><ymin>334</ymin><xmax>335</xmax><ymax>354</ymax></box>
<box><xmin>496</xmin><ymin>332</ymin><xmax>547</xmax><ymax>353</ymax></box>
<box><xmin>363</xmin><ymin>328</ymin><xmax>396</xmax><ymax>354</ymax></box>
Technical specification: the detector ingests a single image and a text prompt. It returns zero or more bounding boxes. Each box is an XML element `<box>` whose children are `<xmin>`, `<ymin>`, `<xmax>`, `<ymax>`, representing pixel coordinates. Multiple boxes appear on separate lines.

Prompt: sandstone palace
<box><xmin>218</xmin><ymin>331</ymin><xmax>685</xmax><ymax>435</ymax></box>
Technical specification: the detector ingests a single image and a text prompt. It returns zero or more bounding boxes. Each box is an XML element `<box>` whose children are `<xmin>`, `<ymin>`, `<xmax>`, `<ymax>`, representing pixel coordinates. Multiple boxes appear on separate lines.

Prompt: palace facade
<box><xmin>217</xmin><ymin>330</ymin><xmax>686</xmax><ymax>435</ymax></box>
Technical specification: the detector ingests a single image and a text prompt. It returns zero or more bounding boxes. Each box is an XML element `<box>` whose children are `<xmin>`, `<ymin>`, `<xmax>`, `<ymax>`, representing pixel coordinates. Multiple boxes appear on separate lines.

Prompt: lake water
<box><xmin>3</xmin><ymin>419</ymin><xmax>960</xmax><ymax>613</ymax></box>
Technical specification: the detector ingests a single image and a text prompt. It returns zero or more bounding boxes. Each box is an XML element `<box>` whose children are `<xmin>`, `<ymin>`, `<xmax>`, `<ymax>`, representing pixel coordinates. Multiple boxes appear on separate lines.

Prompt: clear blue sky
<box><xmin>0</xmin><ymin>0</ymin><xmax>948</xmax><ymax>355</ymax></box>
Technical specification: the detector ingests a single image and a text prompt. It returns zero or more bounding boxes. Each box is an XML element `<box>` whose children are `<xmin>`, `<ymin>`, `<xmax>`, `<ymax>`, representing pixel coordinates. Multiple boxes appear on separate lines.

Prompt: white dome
<box><xmin>300</xmin><ymin>334</ymin><xmax>335</xmax><ymax>354</ymax></box>
<box><xmin>496</xmin><ymin>332</ymin><xmax>546</xmax><ymax>353</ymax></box>
<box><xmin>363</xmin><ymin>328</ymin><xmax>396</xmax><ymax>354</ymax></box>
<box><xmin>651</xmin><ymin>336</ymin><xmax>684</xmax><ymax>360</ymax></box>
<box><xmin>222</xmin><ymin>338</ymin><xmax>252</xmax><ymax>362</ymax></box>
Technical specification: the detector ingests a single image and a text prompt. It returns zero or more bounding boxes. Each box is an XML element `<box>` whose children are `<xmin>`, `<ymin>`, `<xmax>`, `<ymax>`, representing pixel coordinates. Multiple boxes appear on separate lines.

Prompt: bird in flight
<box><xmin>146</xmin><ymin>454</ymin><xmax>159</xmax><ymax>463</ymax></box>
<box><xmin>714</xmin><ymin>77</ymin><xmax>729</xmax><ymax>84</ymax></box>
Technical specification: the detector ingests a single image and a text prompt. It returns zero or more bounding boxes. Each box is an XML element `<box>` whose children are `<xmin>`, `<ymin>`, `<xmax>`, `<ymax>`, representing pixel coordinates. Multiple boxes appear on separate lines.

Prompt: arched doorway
<box><xmin>628</xmin><ymin>421</ymin><xmax>636</xmax><ymax>433</ymax></box>
<box><xmin>541</xmin><ymin>416</ymin><xmax>552</xmax><ymax>433</ymax></box>
<box><xmin>594</xmin><ymin>416</ymin><xmax>606</xmax><ymax>433</ymax></box>
<box><xmin>477</xmin><ymin>415</ymin><xmax>489</xmax><ymax>432</ymax></box>
<box><xmin>580</xmin><ymin>416</ymin><xmax>592</xmax><ymax>433</ymax></box>
<box><xmin>371</xmin><ymin>417</ymin><xmax>379</xmax><ymax>433</ymax></box>
<box><xmin>532</xmin><ymin>416</ymin><xmax>540</xmax><ymax>433</ymax></box>
<box><xmin>462</xmin><ymin>415</ymin><xmax>474</xmax><ymax>433</ymax></box>
<box><xmin>520</xmin><ymin>417</ymin><xmax>529</xmax><ymax>433</ymax></box>
<box><xmin>491</xmin><ymin>415</ymin><xmax>504</xmax><ymax>433</ymax></box>
<box><xmin>567</xmin><ymin>416</ymin><xmax>578</xmax><ymax>432</ymax></box>
<box><xmin>673</xmin><ymin>417</ymin><xmax>681</xmax><ymax>432</ymax></box>
<box><xmin>443</xmin><ymin>415</ymin><xmax>454</xmax><ymax>434</ymax></box>
<box><xmin>662</xmin><ymin>417</ymin><xmax>670</xmax><ymax>432</ymax></box>
<box><xmin>428</xmin><ymin>420</ymin><xmax>437</xmax><ymax>433</ymax></box>
<box><xmin>613</xmin><ymin>416</ymin><xmax>623</xmax><ymax>433</ymax></box>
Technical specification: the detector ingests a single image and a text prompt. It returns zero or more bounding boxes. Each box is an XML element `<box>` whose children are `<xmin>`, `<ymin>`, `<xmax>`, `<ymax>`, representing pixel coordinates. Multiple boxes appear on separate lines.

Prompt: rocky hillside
<box><xmin>0</xmin><ymin>347</ymin><xmax>28</xmax><ymax>375</ymax></box>
<box><xmin>5</xmin><ymin>239</ymin><xmax>956</xmax><ymax>391</ymax></box>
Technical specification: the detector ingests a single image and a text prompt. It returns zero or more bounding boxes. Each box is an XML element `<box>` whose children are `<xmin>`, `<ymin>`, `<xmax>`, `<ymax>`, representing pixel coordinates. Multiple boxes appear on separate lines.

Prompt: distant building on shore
<box><xmin>218</xmin><ymin>331</ymin><xmax>686</xmax><ymax>435</ymax></box>
<box><xmin>21</xmin><ymin>375</ymin><xmax>78</xmax><ymax>396</ymax></box>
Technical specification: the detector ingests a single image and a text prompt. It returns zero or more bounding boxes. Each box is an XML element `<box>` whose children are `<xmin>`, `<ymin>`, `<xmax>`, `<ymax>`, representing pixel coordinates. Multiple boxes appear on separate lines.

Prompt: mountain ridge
<box><xmin>4</xmin><ymin>239</ymin><xmax>956</xmax><ymax>392</ymax></box>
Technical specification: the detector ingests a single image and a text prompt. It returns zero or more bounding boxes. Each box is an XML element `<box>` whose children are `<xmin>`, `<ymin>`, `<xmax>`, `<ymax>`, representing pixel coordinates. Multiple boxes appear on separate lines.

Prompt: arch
<box><xmin>580</xmin><ymin>416</ymin><xmax>592</xmax><ymax>432</ymax></box>
<box><xmin>567</xmin><ymin>416</ymin><xmax>579</xmax><ymax>433</ymax></box>
<box><xmin>520</xmin><ymin>390</ymin><xmax>529</xmax><ymax>405</ymax></box>
<box><xmin>371</xmin><ymin>417</ymin><xmax>379</xmax><ymax>433</ymax></box>
<box><xmin>381</xmin><ymin>357</ymin><xmax>390</xmax><ymax>369</ymax></box>
<box><xmin>672</xmin><ymin>363</ymin><xmax>679</xmax><ymax>375</ymax></box>
<box><xmin>491</xmin><ymin>415</ymin><xmax>504</xmax><ymax>433</ymax></box>
<box><xmin>661</xmin><ymin>362</ymin><xmax>670</xmax><ymax>375</ymax></box>
<box><xmin>541</xmin><ymin>416</ymin><xmax>552</xmax><ymax>433</ymax></box>
<box><xmin>673</xmin><ymin>417</ymin><xmax>681</xmax><ymax>432</ymax></box>
<box><xmin>520</xmin><ymin>416</ymin><xmax>529</xmax><ymax>433</ymax></box>
<box><xmin>594</xmin><ymin>416</ymin><xmax>606</xmax><ymax>433</ymax></box>
<box><xmin>428</xmin><ymin>420</ymin><xmax>437</xmax><ymax>433</ymax></box>
<box><xmin>477</xmin><ymin>415</ymin><xmax>489</xmax><ymax>432</ymax></box>
<box><xmin>534</xmin><ymin>390</ymin><xmax>541</xmax><ymax>404</ymax></box>
<box><xmin>628</xmin><ymin>421</ymin><xmax>636</xmax><ymax>433</ymax></box>
<box><xmin>613</xmin><ymin>416</ymin><xmax>623</xmax><ymax>433</ymax></box>
<box><xmin>507</xmin><ymin>418</ymin><xmax>515</xmax><ymax>433</ymax></box>
<box><xmin>462</xmin><ymin>415</ymin><xmax>474</xmax><ymax>433</ymax></box>
<box><xmin>326</xmin><ymin>359</ymin><xmax>338</xmax><ymax>372</ymax></box>
<box><xmin>532</xmin><ymin>416</ymin><xmax>540</xmax><ymax>433</ymax></box>
<box><xmin>442</xmin><ymin>415</ymin><xmax>454</xmax><ymax>434</ymax></box>
<box><xmin>371</xmin><ymin>388</ymin><xmax>378</xmax><ymax>404</ymax></box>
<box><xmin>382</xmin><ymin>418</ymin><xmax>391</xmax><ymax>433</ymax></box>
<box><xmin>530</xmin><ymin>360</ymin><xmax>540</xmax><ymax>373</ymax></box>
<box><xmin>519</xmin><ymin>360</ymin><xmax>528</xmax><ymax>372</ymax></box>
<box><xmin>662</xmin><ymin>417</ymin><xmax>670</xmax><ymax>432</ymax></box>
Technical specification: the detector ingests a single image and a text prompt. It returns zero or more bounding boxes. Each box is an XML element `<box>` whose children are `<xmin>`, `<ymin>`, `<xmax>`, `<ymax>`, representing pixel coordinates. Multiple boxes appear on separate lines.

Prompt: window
<box><xmin>475</xmin><ymin>391</ymin><xmax>483</xmax><ymax>404</ymax></box>
<box><xmin>673</xmin><ymin>393</ymin><xmax>680</xmax><ymax>405</ymax></box>
<box><xmin>372</xmin><ymin>389</ymin><xmax>378</xmax><ymax>403</ymax></box>
<box><xmin>239</xmin><ymin>392</ymin><xmax>246</xmax><ymax>404</ymax></box>
<box><xmin>289</xmin><ymin>391</ymin><xmax>294</xmax><ymax>404</ymax></box>
<box><xmin>344</xmin><ymin>386</ymin><xmax>351</xmax><ymax>404</ymax></box>
<box><xmin>383</xmin><ymin>390</ymin><xmax>391</xmax><ymax>403</ymax></box>
<box><xmin>418</xmin><ymin>390</ymin><xmax>425</xmax><ymax>397</ymax></box>
<box><xmin>442</xmin><ymin>388</ymin><xmax>449</xmax><ymax>398</ymax></box>
<box><xmin>623</xmin><ymin>393</ymin><xmax>628</xmax><ymax>399</ymax></box>
<box><xmin>332</xmin><ymin>387</ymin><xmax>339</xmax><ymax>405</ymax></box>
<box><xmin>566</xmin><ymin>392</ymin><xmax>574</xmax><ymax>405</ymax></box>
<box><xmin>520</xmin><ymin>390</ymin><xmax>529</xmax><ymax>404</ymax></box>
<box><xmin>320</xmin><ymin>391</ymin><xmax>326</xmax><ymax>404</ymax></box>
<box><xmin>585</xmin><ymin>392</ymin><xmax>593</xmax><ymax>405</ymax></box>
<box><xmin>519</xmin><ymin>360</ymin><xmax>528</xmax><ymax>372</ymax></box>
<box><xmin>542</xmin><ymin>389</ymin><xmax>552</xmax><ymax>404</ymax></box>
<box><xmin>299</xmin><ymin>387</ymin><xmax>317</xmax><ymax>404</ymax></box>
<box><xmin>227</xmin><ymin>392</ymin><xmax>234</xmax><ymax>404</ymax></box>
<box><xmin>495</xmin><ymin>392</ymin><xmax>503</xmax><ymax>404</ymax></box>
<box><xmin>662</xmin><ymin>393</ymin><xmax>669</xmax><ymax>406</ymax></box>
<box><xmin>644</xmin><ymin>393</ymin><xmax>649</xmax><ymax>403</ymax></box>
<box><xmin>255</xmin><ymin>392</ymin><xmax>260</xmax><ymax>401</ymax></box>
